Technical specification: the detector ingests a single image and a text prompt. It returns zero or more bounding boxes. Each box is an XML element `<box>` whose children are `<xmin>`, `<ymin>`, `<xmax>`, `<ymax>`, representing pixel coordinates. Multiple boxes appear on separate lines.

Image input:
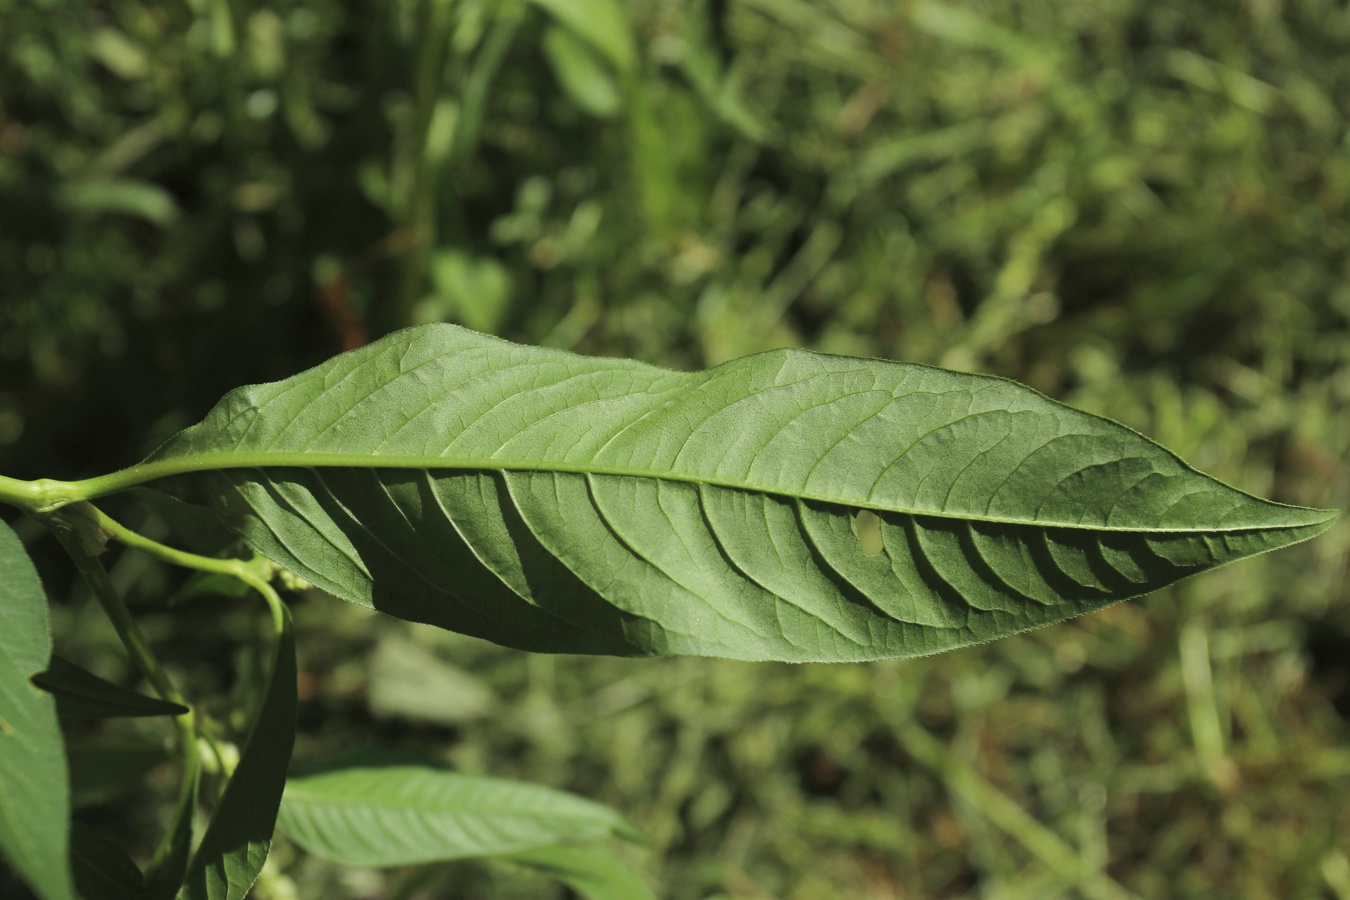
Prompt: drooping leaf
<box><xmin>125</xmin><ymin>325</ymin><xmax>1336</xmax><ymax>662</ymax></box>
<box><xmin>0</xmin><ymin>519</ymin><xmax>77</xmax><ymax>900</ymax></box>
<box><xmin>178</xmin><ymin>604</ymin><xmax>296</xmax><ymax>900</ymax></box>
<box><xmin>34</xmin><ymin>656</ymin><xmax>190</xmax><ymax>719</ymax></box>
<box><xmin>507</xmin><ymin>843</ymin><xmax>655</xmax><ymax>900</ymax></box>
<box><xmin>277</xmin><ymin>765</ymin><xmax>643</xmax><ymax>866</ymax></box>
<box><xmin>70</xmin><ymin>823</ymin><xmax>145</xmax><ymax>900</ymax></box>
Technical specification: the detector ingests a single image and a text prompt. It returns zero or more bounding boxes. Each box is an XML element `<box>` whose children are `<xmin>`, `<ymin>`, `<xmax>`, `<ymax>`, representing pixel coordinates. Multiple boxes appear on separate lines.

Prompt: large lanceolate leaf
<box><xmin>0</xmin><ymin>520</ymin><xmax>76</xmax><ymax>900</ymax></box>
<box><xmin>131</xmin><ymin>325</ymin><xmax>1334</xmax><ymax>661</ymax></box>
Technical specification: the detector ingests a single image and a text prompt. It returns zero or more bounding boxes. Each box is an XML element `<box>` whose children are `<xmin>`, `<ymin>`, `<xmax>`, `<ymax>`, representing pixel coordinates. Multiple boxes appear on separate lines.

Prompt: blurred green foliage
<box><xmin>2</xmin><ymin>0</ymin><xmax>1349</xmax><ymax>897</ymax></box>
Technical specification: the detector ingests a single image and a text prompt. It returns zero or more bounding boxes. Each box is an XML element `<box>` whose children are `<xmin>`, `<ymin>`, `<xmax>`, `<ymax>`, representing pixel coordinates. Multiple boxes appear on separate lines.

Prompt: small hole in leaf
<box><xmin>854</xmin><ymin>509</ymin><xmax>884</xmax><ymax>556</ymax></box>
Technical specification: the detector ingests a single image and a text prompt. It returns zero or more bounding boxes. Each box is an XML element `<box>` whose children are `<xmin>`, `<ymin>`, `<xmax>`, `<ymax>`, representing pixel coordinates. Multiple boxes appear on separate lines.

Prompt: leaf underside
<box><xmin>140</xmin><ymin>325</ymin><xmax>1335</xmax><ymax>662</ymax></box>
<box><xmin>277</xmin><ymin>765</ymin><xmax>641</xmax><ymax>867</ymax></box>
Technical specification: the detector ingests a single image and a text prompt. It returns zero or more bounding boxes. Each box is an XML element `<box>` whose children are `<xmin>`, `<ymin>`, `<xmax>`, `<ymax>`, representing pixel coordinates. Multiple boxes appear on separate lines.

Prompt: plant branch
<box><xmin>45</xmin><ymin>505</ymin><xmax>185</xmax><ymax>704</ymax></box>
<box><xmin>80</xmin><ymin>502</ymin><xmax>280</xmax><ymax>601</ymax></box>
<box><xmin>42</xmin><ymin>503</ymin><xmax>203</xmax><ymax>887</ymax></box>
<box><xmin>0</xmin><ymin>473</ymin><xmax>42</xmax><ymax>510</ymax></box>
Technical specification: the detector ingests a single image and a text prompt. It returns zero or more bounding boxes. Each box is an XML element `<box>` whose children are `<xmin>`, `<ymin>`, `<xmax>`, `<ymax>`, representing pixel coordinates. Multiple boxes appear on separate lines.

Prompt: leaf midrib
<box><xmin>68</xmin><ymin>451</ymin><xmax>1335</xmax><ymax>535</ymax></box>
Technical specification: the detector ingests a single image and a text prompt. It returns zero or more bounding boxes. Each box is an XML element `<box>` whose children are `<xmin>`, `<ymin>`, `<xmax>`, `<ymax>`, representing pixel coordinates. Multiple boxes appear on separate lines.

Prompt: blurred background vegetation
<box><xmin>2</xmin><ymin>0</ymin><xmax>1349</xmax><ymax>896</ymax></box>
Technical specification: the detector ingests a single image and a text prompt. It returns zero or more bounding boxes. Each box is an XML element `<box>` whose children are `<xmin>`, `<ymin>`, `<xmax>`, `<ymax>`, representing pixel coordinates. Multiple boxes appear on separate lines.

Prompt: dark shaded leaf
<box><xmin>34</xmin><ymin>656</ymin><xmax>189</xmax><ymax>719</ymax></box>
<box><xmin>70</xmin><ymin>823</ymin><xmax>144</xmax><ymax>900</ymax></box>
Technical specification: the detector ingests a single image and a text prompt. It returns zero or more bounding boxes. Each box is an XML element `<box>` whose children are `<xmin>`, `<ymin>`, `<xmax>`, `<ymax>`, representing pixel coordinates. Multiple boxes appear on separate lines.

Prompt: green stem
<box><xmin>56</xmin><ymin>503</ymin><xmax>291</xmax><ymax>886</ymax></box>
<box><xmin>42</xmin><ymin>504</ymin><xmax>201</xmax><ymax>885</ymax></box>
<box><xmin>0</xmin><ymin>473</ymin><xmax>42</xmax><ymax>509</ymax></box>
<box><xmin>84</xmin><ymin>502</ymin><xmax>283</xmax><ymax>615</ymax></box>
<box><xmin>45</xmin><ymin>505</ymin><xmax>185</xmax><ymax>704</ymax></box>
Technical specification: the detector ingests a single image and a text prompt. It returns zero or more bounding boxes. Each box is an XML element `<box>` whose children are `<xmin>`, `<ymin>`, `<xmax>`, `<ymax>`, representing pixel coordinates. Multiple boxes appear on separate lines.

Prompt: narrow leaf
<box><xmin>277</xmin><ymin>765</ymin><xmax>643</xmax><ymax>866</ymax></box>
<box><xmin>70</xmin><ymin>823</ymin><xmax>145</xmax><ymax>900</ymax></box>
<box><xmin>133</xmin><ymin>325</ymin><xmax>1336</xmax><ymax>662</ymax></box>
<box><xmin>178</xmin><ymin>605</ymin><xmax>296</xmax><ymax>900</ymax></box>
<box><xmin>34</xmin><ymin>656</ymin><xmax>190</xmax><ymax>719</ymax></box>
<box><xmin>508</xmin><ymin>843</ymin><xmax>655</xmax><ymax>900</ymax></box>
<box><xmin>0</xmin><ymin>519</ymin><xmax>77</xmax><ymax>900</ymax></box>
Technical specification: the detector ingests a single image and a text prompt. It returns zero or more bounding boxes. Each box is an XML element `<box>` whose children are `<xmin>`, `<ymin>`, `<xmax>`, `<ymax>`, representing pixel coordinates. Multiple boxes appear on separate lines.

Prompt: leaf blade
<box><xmin>277</xmin><ymin>765</ymin><xmax>643</xmax><ymax>867</ymax></box>
<box><xmin>136</xmin><ymin>325</ymin><xmax>1336</xmax><ymax>661</ymax></box>
<box><xmin>0</xmin><ymin>519</ymin><xmax>77</xmax><ymax>900</ymax></box>
<box><xmin>34</xmin><ymin>656</ymin><xmax>190</xmax><ymax>719</ymax></box>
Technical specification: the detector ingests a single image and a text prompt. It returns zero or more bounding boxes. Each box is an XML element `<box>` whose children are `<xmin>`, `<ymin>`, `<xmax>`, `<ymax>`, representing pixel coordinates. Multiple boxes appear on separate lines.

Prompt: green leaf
<box><xmin>542</xmin><ymin>25</ymin><xmax>622</xmax><ymax>119</ymax></box>
<box><xmin>131</xmin><ymin>324</ymin><xmax>1336</xmax><ymax>662</ymax></box>
<box><xmin>70</xmin><ymin>822</ymin><xmax>145</xmax><ymax>900</ymax></box>
<box><xmin>528</xmin><ymin>0</ymin><xmax>635</xmax><ymax>73</ymax></box>
<box><xmin>277</xmin><ymin>765</ymin><xmax>643</xmax><ymax>866</ymax></box>
<box><xmin>367</xmin><ymin>635</ymin><xmax>494</xmax><ymax>726</ymax></box>
<box><xmin>56</xmin><ymin>177</ymin><xmax>180</xmax><ymax>227</ymax></box>
<box><xmin>0</xmin><ymin>519</ymin><xmax>77</xmax><ymax>900</ymax></box>
<box><xmin>34</xmin><ymin>656</ymin><xmax>190</xmax><ymax>719</ymax></box>
<box><xmin>178</xmin><ymin>605</ymin><xmax>296</xmax><ymax>900</ymax></box>
<box><xmin>508</xmin><ymin>843</ymin><xmax>655</xmax><ymax>900</ymax></box>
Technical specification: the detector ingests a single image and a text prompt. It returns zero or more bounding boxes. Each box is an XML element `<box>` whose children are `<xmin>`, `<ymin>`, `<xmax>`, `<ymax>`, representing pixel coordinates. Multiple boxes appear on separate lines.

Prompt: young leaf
<box><xmin>124</xmin><ymin>325</ymin><xmax>1335</xmax><ymax>662</ymax></box>
<box><xmin>276</xmin><ymin>765</ymin><xmax>644</xmax><ymax>866</ymax></box>
<box><xmin>34</xmin><ymin>656</ymin><xmax>190</xmax><ymax>719</ymax></box>
<box><xmin>178</xmin><ymin>604</ymin><xmax>296</xmax><ymax>900</ymax></box>
<box><xmin>0</xmin><ymin>519</ymin><xmax>77</xmax><ymax>900</ymax></box>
